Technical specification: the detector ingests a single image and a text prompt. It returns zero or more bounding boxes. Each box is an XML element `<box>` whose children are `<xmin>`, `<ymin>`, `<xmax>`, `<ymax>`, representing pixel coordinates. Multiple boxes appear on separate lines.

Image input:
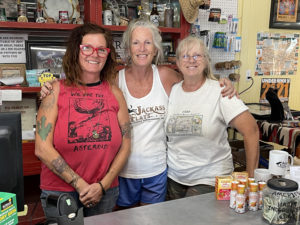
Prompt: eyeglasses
<box><xmin>181</xmin><ymin>54</ymin><xmax>205</xmax><ymax>62</ymax></box>
<box><xmin>80</xmin><ymin>45</ymin><xmax>110</xmax><ymax>57</ymax></box>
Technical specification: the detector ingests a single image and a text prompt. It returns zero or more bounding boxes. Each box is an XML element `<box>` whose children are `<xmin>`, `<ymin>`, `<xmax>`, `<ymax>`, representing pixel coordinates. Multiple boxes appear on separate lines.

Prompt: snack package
<box><xmin>232</xmin><ymin>172</ymin><xmax>249</xmax><ymax>182</ymax></box>
<box><xmin>215</xmin><ymin>176</ymin><xmax>233</xmax><ymax>200</ymax></box>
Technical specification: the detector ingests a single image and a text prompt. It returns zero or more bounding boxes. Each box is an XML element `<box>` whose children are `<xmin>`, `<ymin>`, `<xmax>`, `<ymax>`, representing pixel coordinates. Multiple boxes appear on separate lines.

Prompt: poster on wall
<box><xmin>255</xmin><ymin>32</ymin><xmax>299</xmax><ymax>76</ymax></box>
<box><xmin>0</xmin><ymin>33</ymin><xmax>27</xmax><ymax>63</ymax></box>
<box><xmin>260</xmin><ymin>78</ymin><xmax>290</xmax><ymax>103</ymax></box>
<box><xmin>276</xmin><ymin>0</ymin><xmax>298</xmax><ymax>22</ymax></box>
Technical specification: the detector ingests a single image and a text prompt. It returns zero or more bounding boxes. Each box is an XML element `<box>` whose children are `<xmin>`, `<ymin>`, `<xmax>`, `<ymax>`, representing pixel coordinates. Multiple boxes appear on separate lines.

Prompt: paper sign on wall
<box><xmin>0</xmin><ymin>33</ymin><xmax>28</xmax><ymax>63</ymax></box>
<box><xmin>260</xmin><ymin>78</ymin><xmax>290</xmax><ymax>103</ymax></box>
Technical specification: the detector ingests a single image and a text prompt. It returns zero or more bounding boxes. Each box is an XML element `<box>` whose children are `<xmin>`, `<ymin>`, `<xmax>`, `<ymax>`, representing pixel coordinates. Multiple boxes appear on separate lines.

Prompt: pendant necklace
<box><xmin>92</xmin><ymin>111</ymin><xmax>101</xmax><ymax>139</ymax></box>
<box><xmin>92</xmin><ymin>129</ymin><xmax>99</xmax><ymax>139</ymax></box>
<box><xmin>91</xmin><ymin>99</ymin><xmax>105</xmax><ymax>139</ymax></box>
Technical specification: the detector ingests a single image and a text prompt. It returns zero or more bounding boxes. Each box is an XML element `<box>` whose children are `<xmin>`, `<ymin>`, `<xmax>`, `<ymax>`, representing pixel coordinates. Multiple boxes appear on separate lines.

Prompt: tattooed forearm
<box><xmin>51</xmin><ymin>156</ymin><xmax>80</xmax><ymax>189</ymax></box>
<box><xmin>37</xmin><ymin>116</ymin><xmax>52</xmax><ymax>141</ymax></box>
<box><xmin>120</xmin><ymin>122</ymin><xmax>131</xmax><ymax>138</ymax></box>
<box><xmin>51</xmin><ymin>156</ymin><xmax>68</xmax><ymax>174</ymax></box>
<box><xmin>68</xmin><ymin>171</ymin><xmax>80</xmax><ymax>189</ymax></box>
<box><xmin>40</xmin><ymin>92</ymin><xmax>55</xmax><ymax>111</ymax></box>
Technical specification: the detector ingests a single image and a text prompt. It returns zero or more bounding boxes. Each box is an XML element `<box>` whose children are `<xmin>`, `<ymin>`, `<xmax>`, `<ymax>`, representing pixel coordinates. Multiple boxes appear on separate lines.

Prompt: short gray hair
<box><xmin>176</xmin><ymin>36</ymin><xmax>214</xmax><ymax>79</ymax></box>
<box><xmin>122</xmin><ymin>19</ymin><xmax>164</xmax><ymax>65</ymax></box>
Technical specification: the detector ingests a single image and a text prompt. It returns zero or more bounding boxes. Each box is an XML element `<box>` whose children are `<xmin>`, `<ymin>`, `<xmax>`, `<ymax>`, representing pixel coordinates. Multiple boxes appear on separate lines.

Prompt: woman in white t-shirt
<box><xmin>165</xmin><ymin>36</ymin><xmax>259</xmax><ymax>200</ymax></box>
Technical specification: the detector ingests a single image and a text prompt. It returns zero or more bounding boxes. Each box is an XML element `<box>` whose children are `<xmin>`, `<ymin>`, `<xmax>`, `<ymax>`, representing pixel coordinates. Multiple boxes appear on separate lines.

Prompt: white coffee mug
<box><xmin>254</xmin><ymin>168</ymin><xmax>272</xmax><ymax>182</ymax></box>
<box><xmin>268</xmin><ymin>150</ymin><xmax>294</xmax><ymax>176</ymax></box>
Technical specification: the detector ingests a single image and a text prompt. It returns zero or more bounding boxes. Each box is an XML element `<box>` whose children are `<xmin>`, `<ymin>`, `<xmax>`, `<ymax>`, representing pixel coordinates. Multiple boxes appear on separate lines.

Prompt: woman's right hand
<box><xmin>40</xmin><ymin>81</ymin><xmax>55</xmax><ymax>99</ymax></box>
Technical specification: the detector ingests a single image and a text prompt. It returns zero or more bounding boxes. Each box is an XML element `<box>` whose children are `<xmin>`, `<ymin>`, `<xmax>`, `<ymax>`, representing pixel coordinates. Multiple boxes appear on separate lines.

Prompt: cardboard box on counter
<box><xmin>215</xmin><ymin>176</ymin><xmax>233</xmax><ymax>200</ymax></box>
<box><xmin>0</xmin><ymin>192</ymin><xmax>18</xmax><ymax>225</ymax></box>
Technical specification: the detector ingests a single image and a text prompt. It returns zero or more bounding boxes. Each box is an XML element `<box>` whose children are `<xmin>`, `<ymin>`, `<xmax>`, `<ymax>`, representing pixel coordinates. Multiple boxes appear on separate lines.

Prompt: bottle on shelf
<box><xmin>150</xmin><ymin>1</ymin><xmax>159</xmax><ymax>26</ymax></box>
<box><xmin>164</xmin><ymin>0</ymin><xmax>174</xmax><ymax>27</ymax></box>
<box><xmin>137</xmin><ymin>5</ymin><xmax>147</xmax><ymax>20</ymax></box>
<box><xmin>17</xmin><ymin>0</ymin><xmax>28</xmax><ymax>22</ymax></box>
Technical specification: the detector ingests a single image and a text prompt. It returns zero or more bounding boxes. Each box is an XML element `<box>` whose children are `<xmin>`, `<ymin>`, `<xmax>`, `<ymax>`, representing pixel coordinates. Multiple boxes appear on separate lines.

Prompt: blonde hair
<box><xmin>122</xmin><ymin>19</ymin><xmax>164</xmax><ymax>65</ymax></box>
<box><xmin>176</xmin><ymin>36</ymin><xmax>215</xmax><ymax>79</ymax></box>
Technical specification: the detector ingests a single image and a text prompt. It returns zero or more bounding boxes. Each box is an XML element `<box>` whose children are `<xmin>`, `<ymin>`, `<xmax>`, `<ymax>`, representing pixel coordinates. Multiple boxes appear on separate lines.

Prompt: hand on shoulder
<box><xmin>157</xmin><ymin>65</ymin><xmax>182</xmax><ymax>96</ymax></box>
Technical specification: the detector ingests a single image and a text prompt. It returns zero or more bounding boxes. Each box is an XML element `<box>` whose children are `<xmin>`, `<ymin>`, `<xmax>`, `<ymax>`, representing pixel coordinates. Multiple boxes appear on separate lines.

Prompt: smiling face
<box><xmin>129</xmin><ymin>27</ymin><xmax>157</xmax><ymax>67</ymax></box>
<box><xmin>79</xmin><ymin>33</ymin><xmax>108</xmax><ymax>81</ymax></box>
<box><xmin>176</xmin><ymin>41</ymin><xmax>208</xmax><ymax>78</ymax></box>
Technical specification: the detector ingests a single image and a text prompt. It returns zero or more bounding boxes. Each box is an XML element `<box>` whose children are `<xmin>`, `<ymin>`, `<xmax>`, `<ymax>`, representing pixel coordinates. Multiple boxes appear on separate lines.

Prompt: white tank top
<box><xmin>118</xmin><ymin>65</ymin><xmax>168</xmax><ymax>178</ymax></box>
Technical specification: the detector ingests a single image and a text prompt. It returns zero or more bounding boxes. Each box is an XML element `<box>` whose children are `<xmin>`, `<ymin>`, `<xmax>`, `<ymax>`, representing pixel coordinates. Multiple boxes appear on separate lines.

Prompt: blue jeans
<box><xmin>40</xmin><ymin>187</ymin><xmax>119</xmax><ymax>219</ymax></box>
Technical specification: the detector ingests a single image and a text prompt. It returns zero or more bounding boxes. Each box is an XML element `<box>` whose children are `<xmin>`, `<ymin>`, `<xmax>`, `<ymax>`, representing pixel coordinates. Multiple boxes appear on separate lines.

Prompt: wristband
<box><xmin>98</xmin><ymin>181</ymin><xmax>106</xmax><ymax>195</ymax></box>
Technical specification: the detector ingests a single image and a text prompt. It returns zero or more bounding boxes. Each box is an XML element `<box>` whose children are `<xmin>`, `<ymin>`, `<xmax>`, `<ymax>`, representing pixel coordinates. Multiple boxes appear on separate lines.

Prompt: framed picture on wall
<box><xmin>26</xmin><ymin>40</ymin><xmax>66</xmax><ymax>76</ymax></box>
<box><xmin>269</xmin><ymin>0</ymin><xmax>300</xmax><ymax>29</ymax></box>
<box><xmin>162</xmin><ymin>42</ymin><xmax>174</xmax><ymax>59</ymax></box>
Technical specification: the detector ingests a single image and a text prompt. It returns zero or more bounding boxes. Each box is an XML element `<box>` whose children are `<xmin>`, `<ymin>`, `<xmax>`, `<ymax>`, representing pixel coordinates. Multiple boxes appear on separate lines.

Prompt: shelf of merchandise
<box><xmin>97</xmin><ymin>1</ymin><xmax>190</xmax><ymax>40</ymax></box>
<box><xmin>0</xmin><ymin>0</ymin><xmax>189</xmax><ymax>176</ymax></box>
<box><xmin>0</xmin><ymin>21</ymin><xmax>78</xmax><ymax>30</ymax></box>
<box><xmin>102</xmin><ymin>24</ymin><xmax>182</xmax><ymax>34</ymax></box>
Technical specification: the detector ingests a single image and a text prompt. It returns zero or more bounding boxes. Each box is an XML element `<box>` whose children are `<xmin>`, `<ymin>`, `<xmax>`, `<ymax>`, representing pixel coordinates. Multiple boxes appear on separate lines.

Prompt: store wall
<box><xmin>238</xmin><ymin>0</ymin><xmax>300</xmax><ymax>110</ymax></box>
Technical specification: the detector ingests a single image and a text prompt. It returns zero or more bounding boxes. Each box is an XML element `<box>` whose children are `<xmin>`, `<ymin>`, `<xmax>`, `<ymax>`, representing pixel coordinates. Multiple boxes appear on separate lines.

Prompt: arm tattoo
<box><xmin>37</xmin><ymin>116</ymin><xmax>52</xmax><ymax>141</ymax></box>
<box><xmin>51</xmin><ymin>156</ymin><xmax>80</xmax><ymax>189</ymax></box>
<box><xmin>120</xmin><ymin>122</ymin><xmax>131</xmax><ymax>138</ymax></box>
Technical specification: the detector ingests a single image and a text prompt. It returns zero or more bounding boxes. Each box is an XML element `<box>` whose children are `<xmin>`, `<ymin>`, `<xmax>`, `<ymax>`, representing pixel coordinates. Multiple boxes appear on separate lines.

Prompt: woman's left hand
<box><xmin>79</xmin><ymin>183</ymin><xmax>103</xmax><ymax>208</ymax></box>
<box><xmin>219</xmin><ymin>78</ymin><xmax>239</xmax><ymax>99</ymax></box>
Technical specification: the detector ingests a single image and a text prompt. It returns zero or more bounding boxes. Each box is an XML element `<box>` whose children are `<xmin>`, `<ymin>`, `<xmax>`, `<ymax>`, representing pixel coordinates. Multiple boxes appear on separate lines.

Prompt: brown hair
<box><xmin>63</xmin><ymin>23</ymin><xmax>117</xmax><ymax>86</ymax></box>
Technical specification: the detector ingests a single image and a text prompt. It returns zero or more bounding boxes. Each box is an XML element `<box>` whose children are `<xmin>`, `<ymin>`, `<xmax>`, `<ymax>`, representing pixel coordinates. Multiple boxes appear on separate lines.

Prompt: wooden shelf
<box><xmin>102</xmin><ymin>25</ymin><xmax>182</xmax><ymax>34</ymax></box>
<box><xmin>0</xmin><ymin>86</ymin><xmax>41</xmax><ymax>93</ymax></box>
<box><xmin>0</xmin><ymin>21</ymin><xmax>79</xmax><ymax>30</ymax></box>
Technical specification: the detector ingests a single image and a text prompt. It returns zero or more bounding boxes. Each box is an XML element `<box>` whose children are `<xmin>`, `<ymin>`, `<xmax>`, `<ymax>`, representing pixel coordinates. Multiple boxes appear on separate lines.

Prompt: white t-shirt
<box><xmin>165</xmin><ymin>79</ymin><xmax>248</xmax><ymax>186</ymax></box>
<box><xmin>118</xmin><ymin>65</ymin><xmax>168</xmax><ymax>178</ymax></box>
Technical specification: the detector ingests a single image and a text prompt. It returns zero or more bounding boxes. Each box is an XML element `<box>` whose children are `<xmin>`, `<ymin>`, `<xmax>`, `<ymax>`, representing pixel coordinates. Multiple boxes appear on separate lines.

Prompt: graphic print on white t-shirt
<box><xmin>128</xmin><ymin>104</ymin><xmax>165</xmax><ymax>124</ymax></box>
<box><xmin>166</xmin><ymin>114</ymin><xmax>203</xmax><ymax>136</ymax></box>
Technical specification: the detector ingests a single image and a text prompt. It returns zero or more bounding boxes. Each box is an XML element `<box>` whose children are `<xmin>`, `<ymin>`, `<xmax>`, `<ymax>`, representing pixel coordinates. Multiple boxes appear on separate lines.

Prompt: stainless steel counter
<box><xmin>84</xmin><ymin>193</ymin><xmax>267</xmax><ymax>225</ymax></box>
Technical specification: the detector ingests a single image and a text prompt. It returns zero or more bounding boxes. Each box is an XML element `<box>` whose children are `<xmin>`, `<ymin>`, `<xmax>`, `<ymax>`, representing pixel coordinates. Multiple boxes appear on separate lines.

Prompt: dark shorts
<box><xmin>117</xmin><ymin>169</ymin><xmax>168</xmax><ymax>207</ymax></box>
<box><xmin>166</xmin><ymin>177</ymin><xmax>215</xmax><ymax>201</ymax></box>
<box><xmin>40</xmin><ymin>186</ymin><xmax>119</xmax><ymax>219</ymax></box>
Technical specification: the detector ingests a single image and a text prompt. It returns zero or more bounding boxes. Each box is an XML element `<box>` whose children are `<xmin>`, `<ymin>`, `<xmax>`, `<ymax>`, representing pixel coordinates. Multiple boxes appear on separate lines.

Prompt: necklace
<box><xmin>91</xmin><ymin>100</ymin><xmax>104</xmax><ymax>139</ymax></box>
<box><xmin>92</xmin><ymin>130</ymin><xmax>99</xmax><ymax>139</ymax></box>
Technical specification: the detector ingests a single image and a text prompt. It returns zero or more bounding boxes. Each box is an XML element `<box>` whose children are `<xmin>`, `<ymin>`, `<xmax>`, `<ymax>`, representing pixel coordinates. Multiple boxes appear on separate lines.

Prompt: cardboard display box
<box><xmin>0</xmin><ymin>192</ymin><xmax>18</xmax><ymax>225</ymax></box>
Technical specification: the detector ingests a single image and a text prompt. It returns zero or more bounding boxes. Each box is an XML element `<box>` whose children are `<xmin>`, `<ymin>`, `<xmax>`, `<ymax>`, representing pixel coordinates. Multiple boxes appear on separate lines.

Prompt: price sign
<box><xmin>260</xmin><ymin>78</ymin><xmax>290</xmax><ymax>103</ymax></box>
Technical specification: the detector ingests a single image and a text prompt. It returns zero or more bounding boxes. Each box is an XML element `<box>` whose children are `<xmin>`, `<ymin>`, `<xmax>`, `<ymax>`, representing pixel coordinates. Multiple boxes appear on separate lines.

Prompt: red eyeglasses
<box><xmin>80</xmin><ymin>45</ymin><xmax>111</xmax><ymax>57</ymax></box>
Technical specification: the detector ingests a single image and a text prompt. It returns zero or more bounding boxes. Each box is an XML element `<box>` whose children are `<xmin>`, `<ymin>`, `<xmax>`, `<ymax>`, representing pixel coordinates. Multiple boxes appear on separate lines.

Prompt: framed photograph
<box><xmin>0</xmin><ymin>0</ymin><xmax>17</xmax><ymax>21</ymax></box>
<box><xmin>26</xmin><ymin>40</ymin><xmax>66</xmax><ymax>75</ymax></box>
<box><xmin>270</xmin><ymin>0</ymin><xmax>300</xmax><ymax>29</ymax></box>
<box><xmin>0</xmin><ymin>63</ymin><xmax>27</xmax><ymax>85</ymax></box>
<box><xmin>162</xmin><ymin>41</ymin><xmax>174</xmax><ymax>59</ymax></box>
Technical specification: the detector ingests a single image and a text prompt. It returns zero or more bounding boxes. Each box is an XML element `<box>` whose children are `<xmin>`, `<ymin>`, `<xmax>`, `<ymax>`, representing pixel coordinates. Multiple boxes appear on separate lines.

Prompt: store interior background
<box><xmin>237</xmin><ymin>0</ymin><xmax>300</xmax><ymax>111</ymax></box>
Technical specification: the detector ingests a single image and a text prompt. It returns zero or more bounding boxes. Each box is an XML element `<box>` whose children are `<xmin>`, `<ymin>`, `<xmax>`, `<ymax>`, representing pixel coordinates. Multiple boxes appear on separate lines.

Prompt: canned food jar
<box><xmin>262</xmin><ymin>178</ymin><xmax>300</xmax><ymax>225</ymax></box>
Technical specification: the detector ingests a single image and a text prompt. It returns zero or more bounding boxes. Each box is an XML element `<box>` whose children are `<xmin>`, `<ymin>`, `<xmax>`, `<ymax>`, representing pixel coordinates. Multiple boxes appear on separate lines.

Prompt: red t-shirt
<box><xmin>40</xmin><ymin>80</ymin><xmax>122</xmax><ymax>191</ymax></box>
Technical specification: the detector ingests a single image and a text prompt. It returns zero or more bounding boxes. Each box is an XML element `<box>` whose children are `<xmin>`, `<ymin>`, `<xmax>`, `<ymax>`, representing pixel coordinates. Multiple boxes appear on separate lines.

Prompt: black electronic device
<box><xmin>0</xmin><ymin>112</ymin><xmax>24</xmax><ymax>212</ymax></box>
<box><xmin>46</xmin><ymin>193</ymin><xmax>84</xmax><ymax>225</ymax></box>
<box><xmin>265</xmin><ymin>88</ymin><xmax>284</xmax><ymax>123</ymax></box>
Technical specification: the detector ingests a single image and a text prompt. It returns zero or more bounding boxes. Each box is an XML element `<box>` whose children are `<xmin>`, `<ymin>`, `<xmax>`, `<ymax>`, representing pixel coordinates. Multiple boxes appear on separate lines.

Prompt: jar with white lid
<box><xmin>262</xmin><ymin>178</ymin><xmax>300</xmax><ymax>225</ymax></box>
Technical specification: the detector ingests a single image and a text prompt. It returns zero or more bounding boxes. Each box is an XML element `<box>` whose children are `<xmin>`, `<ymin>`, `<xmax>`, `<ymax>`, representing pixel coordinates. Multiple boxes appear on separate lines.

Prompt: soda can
<box><xmin>59</xmin><ymin>11</ymin><xmax>69</xmax><ymax>24</ymax></box>
<box><xmin>103</xmin><ymin>10</ymin><xmax>112</xmax><ymax>25</ymax></box>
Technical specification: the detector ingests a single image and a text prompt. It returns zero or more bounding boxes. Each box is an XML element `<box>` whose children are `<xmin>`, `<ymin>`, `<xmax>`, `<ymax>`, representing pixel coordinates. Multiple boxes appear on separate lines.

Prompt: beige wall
<box><xmin>238</xmin><ymin>0</ymin><xmax>300</xmax><ymax>110</ymax></box>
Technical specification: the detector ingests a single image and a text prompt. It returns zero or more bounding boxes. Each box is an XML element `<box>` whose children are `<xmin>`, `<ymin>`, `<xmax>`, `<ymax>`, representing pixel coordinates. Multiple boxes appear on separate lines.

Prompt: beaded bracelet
<box><xmin>98</xmin><ymin>181</ymin><xmax>106</xmax><ymax>196</ymax></box>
